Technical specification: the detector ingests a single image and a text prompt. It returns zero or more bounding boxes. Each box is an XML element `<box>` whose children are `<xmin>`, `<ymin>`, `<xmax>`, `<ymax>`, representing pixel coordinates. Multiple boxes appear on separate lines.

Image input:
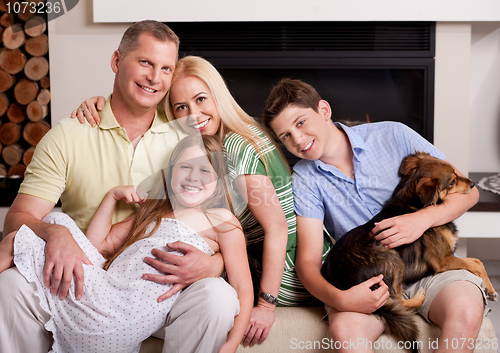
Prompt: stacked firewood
<box><xmin>0</xmin><ymin>1</ymin><xmax>50</xmax><ymax>180</ymax></box>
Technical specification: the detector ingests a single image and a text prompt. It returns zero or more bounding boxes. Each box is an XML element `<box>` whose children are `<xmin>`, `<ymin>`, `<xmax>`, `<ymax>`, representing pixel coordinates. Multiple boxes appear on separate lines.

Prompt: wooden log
<box><xmin>0</xmin><ymin>48</ymin><xmax>27</xmax><ymax>74</ymax></box>
<box><xmin>0</xmin><ymin>121</ymin><xmax>21</xmax><ymax>146</ymax></box>
<box><xmin>24</xmin><ymin>34</ymin><xmax>48</xmax><ymax>56</ymax></box>
<box><xmin>23</xmin><ymin>120</ymin><xmax>50</xmax><ymax>146</ymax></box>
<box><xmin>0</xmin><ymin>164</ymin><xmax>6</xmax><ymax>179</ymax></box>
<box><xmin>2</xmin><ymin>143</ymin><xmax>24</xmax><ymax>166</ymax></box>
<box><xmin>7</xmin><ymin>164</ymin><xmax>26</xmax><ymax>178</ymax></box>
<box><xmin>14</xmin><ymin>78</ymin><xmax>39</xmax><ymax>105</ymax></box>
<box><xmin>37</xmin><ymin>88</ymin><xmax>51</xmax><ymax>105</ymax></box>
<box><xmin>0</xmin><ymin>69</ymin><xmax>16</xmax><ymax>92</ymax></box>
<box><xmin>27</xmin><ymin>100</ymin><xmax>48</xmax><ymax>121</ymax></box>
<box><xmin>0</xmin><ymin>27</ymin><xmax>4</xmax><ymax>42</ymax></box>
<box><xmin>2</xmin><ymin>25</ymin><xmax>27</xmax><ymax>49</ymax></box>
<box><xmin>24</xmin><ymin>15</ymin><xmax>47</xmax><ymax>37</ymax></box>
<box><xmin>0</xmin><ymin>92</ymin><xmax>9</xmax><ymax>117</ymax></box>
<box><xmin>40</xmin><ymin>76</ymin><xmax>50</xmax><ymax>88</ymax></box>
<box><xmin>24</xmin><ymin>56</ymin><xmax>49</xmax><ymax>81</ymax></box>
<box><xmin>0</xmin><ymin>13</ymin><xmax>11</xmax><ymax>28</ymax></box>
<box><xmin>23</xmin><ymin>146</ymin><xmax>36</xmax><ymax>166</ymax></box>
<box><xmin>0</xmin><ymin>0</ymin><xmax>7</xmax><ymax>12</ymax></box>
<box><xmin>17</xmin><ymin>7</ymin><xmax>35</xmax><ymax>22</ymax></box>
<box><xmin>6</xmin><ymin>102</ymin><xmax>27</xmax><ymax>124</ymax></box>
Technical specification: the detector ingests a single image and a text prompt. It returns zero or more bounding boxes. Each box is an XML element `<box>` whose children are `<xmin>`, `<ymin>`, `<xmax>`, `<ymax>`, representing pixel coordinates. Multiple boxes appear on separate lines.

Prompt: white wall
<box><xmin>470</xmin><ymin>22</ymin><xmax>500</xmax><ymax>172</ymax></box>
<box><xmin>93</xmin><ymin>0</ymin><xmax>500</xmax><ymax>22</ymax></box>
<box><xmin>48</xmin><ymin>1</ymin><xmax>127</xmax><ymax>125</ymax></box>
<box><xmin>434</xmin><ymin>22</ymin><xmax>471</xmax><ymax>174</ymax></box>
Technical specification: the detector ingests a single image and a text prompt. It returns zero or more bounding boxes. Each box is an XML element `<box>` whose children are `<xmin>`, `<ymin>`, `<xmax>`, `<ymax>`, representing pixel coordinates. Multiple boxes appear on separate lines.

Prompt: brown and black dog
<box><xmin>321</xmin><ymin>152</ymin><xmax>497</xmax><ymax>352</ymax></box>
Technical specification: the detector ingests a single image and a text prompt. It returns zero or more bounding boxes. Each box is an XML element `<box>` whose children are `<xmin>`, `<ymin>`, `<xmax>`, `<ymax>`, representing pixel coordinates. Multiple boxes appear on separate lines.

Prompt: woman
<box><xmin>73</xmin><ymin>56</ymin><xmax>317</xmax><ymax>346</ymax></box>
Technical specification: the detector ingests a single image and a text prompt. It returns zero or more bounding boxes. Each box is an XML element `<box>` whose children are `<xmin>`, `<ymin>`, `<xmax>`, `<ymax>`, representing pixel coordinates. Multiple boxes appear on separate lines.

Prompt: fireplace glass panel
<box><xmin>219</xmin><ymin>67</ymin><xmax>426</xmax><ymax>136</ymax></box>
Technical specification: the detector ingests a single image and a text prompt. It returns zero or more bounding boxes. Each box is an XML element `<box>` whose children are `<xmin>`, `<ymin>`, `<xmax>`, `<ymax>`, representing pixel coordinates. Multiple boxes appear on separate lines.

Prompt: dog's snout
<box><xmin>470</xmin><ymin>180</ymin><xmax>476</xmax><ymax>189</ymax></box>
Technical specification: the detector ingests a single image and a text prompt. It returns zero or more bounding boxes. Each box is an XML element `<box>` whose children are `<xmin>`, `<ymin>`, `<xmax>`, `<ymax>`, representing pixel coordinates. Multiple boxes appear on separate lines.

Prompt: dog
<box><xmin>321</xmin><ymin>152</ymin><xmax>497</xmax><ymax>353</ymax></box>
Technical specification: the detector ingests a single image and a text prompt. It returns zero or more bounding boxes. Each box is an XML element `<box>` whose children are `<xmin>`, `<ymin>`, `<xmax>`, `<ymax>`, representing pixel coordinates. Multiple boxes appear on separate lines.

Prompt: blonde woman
<box><xmin>73</xmin><ymin>56</ymin><xmax>322</xmax><ymax>347</ymax></box>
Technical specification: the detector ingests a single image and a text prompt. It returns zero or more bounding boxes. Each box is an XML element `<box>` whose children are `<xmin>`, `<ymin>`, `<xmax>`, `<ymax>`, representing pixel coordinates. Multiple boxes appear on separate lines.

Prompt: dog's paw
<box><xmin>487</xmin><ymin>291</ymin><xmax>498</xmax><ymax>302</ymax></box>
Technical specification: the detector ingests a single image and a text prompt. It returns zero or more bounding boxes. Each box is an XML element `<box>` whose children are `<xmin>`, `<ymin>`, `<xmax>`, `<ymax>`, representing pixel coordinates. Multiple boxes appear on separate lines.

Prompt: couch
<box><xmin>139</xmin><ymin>306</ymin><xmax>497</xmax><ymax>353</ymax></box>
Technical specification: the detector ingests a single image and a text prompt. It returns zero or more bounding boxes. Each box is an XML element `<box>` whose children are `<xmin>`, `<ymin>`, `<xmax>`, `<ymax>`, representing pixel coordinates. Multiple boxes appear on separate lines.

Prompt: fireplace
<box><xmin>171</xmin><ymin>21</ymin><xmax>435</xmax><ymax>165</ymax></box>
<box><xmin>0</xmin><ymin>22</ymin><xmax>436</xmax><ymax>207</ymax></box>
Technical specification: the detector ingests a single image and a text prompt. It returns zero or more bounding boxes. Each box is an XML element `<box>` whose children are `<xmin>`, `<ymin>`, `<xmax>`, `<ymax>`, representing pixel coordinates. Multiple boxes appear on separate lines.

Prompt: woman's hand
<box><xmin>242</xmin><ymin>303</ymin><xmax>275</xmax><ymax>347</ymax></box>
<box><xmin>70</xmin><ymin>96</ymin><xmax>106</xmax><ymax>127</ymax></box>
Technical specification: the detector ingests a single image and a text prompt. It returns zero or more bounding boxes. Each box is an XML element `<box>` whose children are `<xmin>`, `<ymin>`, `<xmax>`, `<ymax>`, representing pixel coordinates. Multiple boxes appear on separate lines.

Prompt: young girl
<box><xmin>0</xmin><ymin>134</ymin><xmax>253</xmax><ymax>353</ymax></box>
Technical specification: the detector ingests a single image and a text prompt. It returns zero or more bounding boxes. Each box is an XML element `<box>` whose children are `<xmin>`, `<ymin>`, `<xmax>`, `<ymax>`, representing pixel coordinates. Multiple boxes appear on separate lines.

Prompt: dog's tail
<box><xmin>376</xmin><ymin>298</ymin><xmax>421</xmax><ymax>353</ymax></box>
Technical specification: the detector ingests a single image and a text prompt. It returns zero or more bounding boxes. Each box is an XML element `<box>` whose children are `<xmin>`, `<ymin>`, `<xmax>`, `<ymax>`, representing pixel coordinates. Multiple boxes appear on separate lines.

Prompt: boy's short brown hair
<box><xmin>262</xmin><ymin>78</ymin><xmax>322</xmax><ymax>133</ymax></box>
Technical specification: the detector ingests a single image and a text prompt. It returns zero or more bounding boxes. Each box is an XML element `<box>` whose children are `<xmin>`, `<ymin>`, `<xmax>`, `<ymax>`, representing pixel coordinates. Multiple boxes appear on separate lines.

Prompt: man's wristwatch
<box><xmin>258</xmin><ymin>291</ymin><xmax>278</xmax><ymax>305</ymax></box>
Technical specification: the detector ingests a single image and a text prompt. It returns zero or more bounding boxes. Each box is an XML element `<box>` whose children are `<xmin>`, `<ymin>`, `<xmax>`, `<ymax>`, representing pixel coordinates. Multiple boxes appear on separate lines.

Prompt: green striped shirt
<box><xmin>224</xmin><ymin>125</ymin><xmax>327</xmax><ymax>306</ymax></box>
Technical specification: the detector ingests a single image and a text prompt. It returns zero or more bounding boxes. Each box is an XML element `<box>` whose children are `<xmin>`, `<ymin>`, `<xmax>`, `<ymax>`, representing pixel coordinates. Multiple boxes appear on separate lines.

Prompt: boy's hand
<box><xmin>111</xmin><ymin>186</ymin><xmax>148</xmax><ymax>206</ymax></box>
<box><xmin>337</xmin><ymin>275</ymin><xmax>390</xmax><ymax>314</ymax></box>
<box><xmin>371</xmin><ymin>213</ymin><xmax>427</xmax><ymax>248</ymax></box>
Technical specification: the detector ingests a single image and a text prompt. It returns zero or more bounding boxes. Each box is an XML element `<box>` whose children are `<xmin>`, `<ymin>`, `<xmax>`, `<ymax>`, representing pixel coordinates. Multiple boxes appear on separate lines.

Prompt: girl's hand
<box><xmin>111</xmin><ymin>186</ymin><xmax>148</xmax><ymax>206</ymax></box>
<box><xmin>0</xmin><ymin>231</ymin><xmax>16</xmax><ymax>274</ymax></box>
<box><xmin>337</xmin><ymin>274</ymin><xmax>390</xmax><ymax>314</ymax></box>
<box><xmin>70</xmin><ymin>96</ymin><xmax>106</xmax><ymax>127</ymax></box>
<box><xmin>218</xmin><ymin>340</ymin><xmax>239</xmax><ymax>353</ymax></box>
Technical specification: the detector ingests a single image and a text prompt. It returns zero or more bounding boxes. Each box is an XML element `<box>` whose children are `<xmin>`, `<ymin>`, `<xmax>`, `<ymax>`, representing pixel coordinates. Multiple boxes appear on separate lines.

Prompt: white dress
<box><xmin>13</xmin><ymin>212</ymin><xmax>214</xmax><ymax>353</ymax></box>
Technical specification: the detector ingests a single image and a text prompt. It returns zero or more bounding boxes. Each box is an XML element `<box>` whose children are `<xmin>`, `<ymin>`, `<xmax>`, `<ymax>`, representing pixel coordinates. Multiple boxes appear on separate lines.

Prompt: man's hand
<box><xmin>142</xmin><ymin>241</ymin><xmax>223</xmax><ymax>302</ymax></box>
<box><xmin>371</xmin><ymin>213</ymin><xmax>427</xmax><ymax>248</ymax></box>
<box><xmin>43</xmin><ymin>225</ymin><xmax>92</xmax><ymax>300</ymax></box>
<box><xmin>242</xmin><ymin>304</ymin><xmax>275</xmax><ymax>347</ymax></box>
<box><xmin>337</xmin><ymin>275</ymin><xmax>390</xmax><ymax>314</ymax></box>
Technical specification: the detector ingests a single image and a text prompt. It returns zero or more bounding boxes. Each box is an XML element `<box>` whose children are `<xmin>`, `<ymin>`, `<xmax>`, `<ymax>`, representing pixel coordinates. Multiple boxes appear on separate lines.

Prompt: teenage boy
<box><xmin>1</xmin><ymin>21</ymin><xmax>238</xmax><ymax>353</ymax></box>
<box><xmin>262</xmin><ymin>78</ymin><xmax>488</xmax><ymax>353</ymax></box>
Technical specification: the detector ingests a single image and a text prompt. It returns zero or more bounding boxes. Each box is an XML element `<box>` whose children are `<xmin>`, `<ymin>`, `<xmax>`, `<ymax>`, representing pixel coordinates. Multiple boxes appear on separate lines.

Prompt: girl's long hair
<box><xmin>103</xmin><ymin>134</ymin><xmax>234</xmax><ymax>270</ymax></box>
<box><xmin>164</xmin><ymin>55</ymin><xmax>290</xmax><ymax>174</ymax></box>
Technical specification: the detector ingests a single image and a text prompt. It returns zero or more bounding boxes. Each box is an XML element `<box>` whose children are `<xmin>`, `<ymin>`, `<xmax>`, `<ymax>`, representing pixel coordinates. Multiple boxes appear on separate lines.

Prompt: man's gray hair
<box><xmin>118</xmin><ymin>20</ymin><xmax>180</xmax><ymax>58</ymax></box>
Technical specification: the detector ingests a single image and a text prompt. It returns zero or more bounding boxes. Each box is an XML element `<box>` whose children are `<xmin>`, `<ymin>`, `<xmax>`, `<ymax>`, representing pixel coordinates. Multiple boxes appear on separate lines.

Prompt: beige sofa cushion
<box><xmin>139</xmin><ymin>306</ymin><xmax>497</xmax><ymax>353</ymax></box>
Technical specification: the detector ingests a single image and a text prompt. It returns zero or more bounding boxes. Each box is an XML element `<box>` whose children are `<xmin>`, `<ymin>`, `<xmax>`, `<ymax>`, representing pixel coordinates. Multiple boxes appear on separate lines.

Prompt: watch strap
<box><xmin>258</xmin><ymin>290</ymin><xmax>278</xmax><ymax>305</ymax></box>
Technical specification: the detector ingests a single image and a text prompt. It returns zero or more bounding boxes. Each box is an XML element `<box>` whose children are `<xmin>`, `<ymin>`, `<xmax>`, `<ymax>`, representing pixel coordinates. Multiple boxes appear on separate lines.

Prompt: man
<box><xmin>262</xmin><ymin>78</ymin><xmax>487</xmax><ymax>353</ymax></box>
<box><xmin>1</xmin><ymin>20</ymin><xmax>238</xmax><ymax>353</ymax></box>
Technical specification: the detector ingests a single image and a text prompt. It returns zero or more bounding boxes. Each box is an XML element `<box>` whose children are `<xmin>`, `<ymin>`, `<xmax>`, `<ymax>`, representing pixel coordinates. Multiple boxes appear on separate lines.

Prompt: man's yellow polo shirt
<box><xmin>19</xmin><ymin>96</ymin><xmax>187</xmax><ymax>232</ymax></box>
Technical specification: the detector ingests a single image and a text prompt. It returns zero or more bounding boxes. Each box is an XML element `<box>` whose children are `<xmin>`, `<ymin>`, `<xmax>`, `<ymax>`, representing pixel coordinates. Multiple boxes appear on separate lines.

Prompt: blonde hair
<box><xmin>165</xmin><ymin>56</ymin><xmax>290</xmax><ymax>174</ymax></box>
<box><xmin>103</xmin><ymin>134</ymin><xmax>234</xmax><ymax>270</ymax></box>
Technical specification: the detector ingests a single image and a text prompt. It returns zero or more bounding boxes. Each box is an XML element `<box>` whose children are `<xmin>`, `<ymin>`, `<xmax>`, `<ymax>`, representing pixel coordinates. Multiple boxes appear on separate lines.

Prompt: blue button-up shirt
<box><xmin>292</xmin><ymin>121</ymin><xmax>445</xmax><ymax>241</ymax></box>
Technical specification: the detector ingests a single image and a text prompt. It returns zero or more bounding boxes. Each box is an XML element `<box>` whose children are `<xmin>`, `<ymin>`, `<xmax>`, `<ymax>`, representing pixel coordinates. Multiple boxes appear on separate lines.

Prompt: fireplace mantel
<box><xmin>93</xmin><ymin>0</ymin><xmax>500</xmax><ymax>23</ymax></box>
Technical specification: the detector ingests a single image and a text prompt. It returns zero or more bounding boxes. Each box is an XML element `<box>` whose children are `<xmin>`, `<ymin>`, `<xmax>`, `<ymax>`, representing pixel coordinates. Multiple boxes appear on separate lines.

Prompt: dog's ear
<box><xmin>415</xmin><ymin>177</ymin><xmax>439</xmax><ymax>206</ymax></box>
<box><xmin>399</xmin><ymin>154</ymin><xmax>422</xmax><ymax>177</ymax></box>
